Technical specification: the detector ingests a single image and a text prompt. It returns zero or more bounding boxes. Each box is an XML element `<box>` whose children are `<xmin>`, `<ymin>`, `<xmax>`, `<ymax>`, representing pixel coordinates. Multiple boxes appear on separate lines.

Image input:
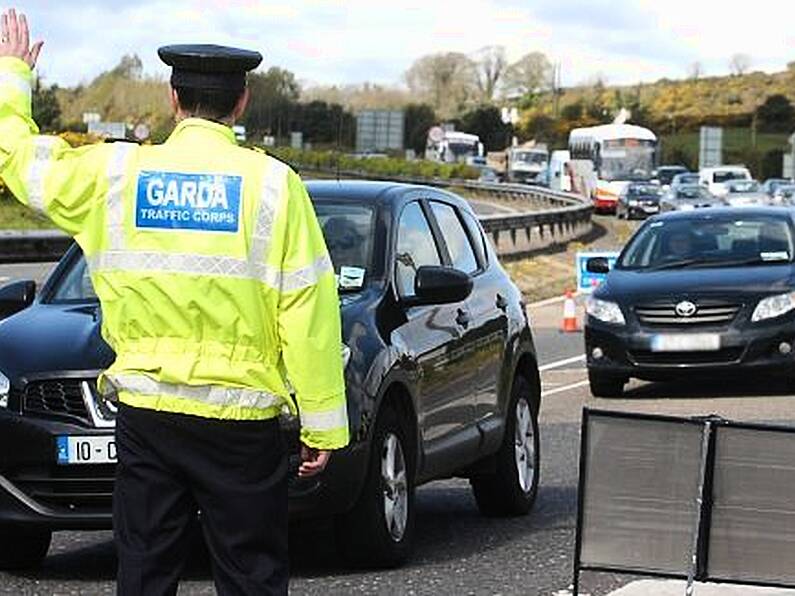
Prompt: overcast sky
<box><xmin>12</xmin><ymin>0</ymin><xmax>795</xmax><ymax>89</ymax></box>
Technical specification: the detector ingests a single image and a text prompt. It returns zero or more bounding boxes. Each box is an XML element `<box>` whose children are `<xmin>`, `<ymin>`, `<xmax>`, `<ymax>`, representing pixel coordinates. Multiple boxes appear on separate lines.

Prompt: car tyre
<box><xmin>470</xmin><ymin>375</ymin><xmax>540</xmax><ymax>517</ymax></box>
<box><xmin>0</xmin><ymin>526</ymin><xmax>51</xmax><ymax>570</ymax></box>
<box><xmin>588</xmin><ymin>370</ymin><xmax>625</xmax><ymax>397</ymax></box>
<box><xmin>335</xmin><ymin>403</ymin><xmax>415</xmax><ymax>568</ymax></box>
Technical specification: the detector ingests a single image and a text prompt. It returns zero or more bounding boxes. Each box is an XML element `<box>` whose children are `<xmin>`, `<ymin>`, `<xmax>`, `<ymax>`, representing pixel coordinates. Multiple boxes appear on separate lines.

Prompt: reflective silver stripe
<box><xmin>278</xmin><ymin>253</ymin><xmax>334</xmax><ymax>293</ymax></box>
<box><xmin>0</xmin><ymin>73</ymin><xmax>31</xmax><ymax>99</ymax></box>
<box><xmin>25</xmin><ymin>137</ymin><xmax>57</xmax><ymax>212</ymax></box>
<box><xmin>300</xmin><ymin>405</ymin><xmax>349</xmax><ymax>432</ymax></box>
<box><xmin>87</xmin><ymin>251</ymin><xmax>254</xmax><ymax>279</ymax></box>
<box><xmin>86</xmin><ymin>250</ymin><xmax>332</xmax><ymax>292</ymax></box>
<box><xmin>250</xmin><ymin>160</ymin><xmax>288</xmax><ymax>264</ymax></box>
<box><xmin>109</xmin><ymin>373</ymin><xmax>283</xmax><ymax>410</ymax></box>
<box><xmin>105</xmin><ymin>143</ymin><xmax>136</xmax><ymax>251</ymax></box>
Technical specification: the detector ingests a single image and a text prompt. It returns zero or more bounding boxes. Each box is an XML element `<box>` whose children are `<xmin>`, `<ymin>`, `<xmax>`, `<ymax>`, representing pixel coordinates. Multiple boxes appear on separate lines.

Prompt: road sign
<box><xmin>290</xmin><ymin>131</ymin><xmax>303</xmax><ymax>150</ymax></box>
<box><xmin>133</xmin><ymin>123</ymin><xmax>150</xmax><ymax>141</ymax></box>
<box><xmin>576</xmin><ymin>251</ymin><xmax>619</xmax><ymax>293</ymax></box>
<box><xmin>87</xmin><ymin>121</ymin><xmax>126</xmax><ymax>139</ymax></box>
<box><xmin>699</xmin><ymin>127</ymin><xmax>723</xmax><ymax>169</ymax></box>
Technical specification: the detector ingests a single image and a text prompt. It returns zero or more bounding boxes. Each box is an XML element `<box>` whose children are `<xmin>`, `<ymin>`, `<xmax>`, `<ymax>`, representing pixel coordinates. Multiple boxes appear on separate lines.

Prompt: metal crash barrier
<box><xmin>574</xmin><ymin>408</ymin><xmax>795</xmax><ymax>595</ymax></box>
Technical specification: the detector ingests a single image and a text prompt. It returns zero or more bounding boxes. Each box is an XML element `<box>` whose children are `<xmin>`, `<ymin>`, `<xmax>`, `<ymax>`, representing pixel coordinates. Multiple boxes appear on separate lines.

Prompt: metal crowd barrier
<box><xmin>0</xmin><ymin>176</ymin><xmax>592</xmax><ymax>264</ymax></box>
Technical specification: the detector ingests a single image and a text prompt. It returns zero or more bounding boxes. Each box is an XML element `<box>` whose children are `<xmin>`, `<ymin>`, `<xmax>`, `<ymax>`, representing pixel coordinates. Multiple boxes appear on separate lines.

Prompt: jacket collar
<box><xmin>167</xmin><ymin>118</ymin><xmax>238</xmax><ymax>145</ymax></box>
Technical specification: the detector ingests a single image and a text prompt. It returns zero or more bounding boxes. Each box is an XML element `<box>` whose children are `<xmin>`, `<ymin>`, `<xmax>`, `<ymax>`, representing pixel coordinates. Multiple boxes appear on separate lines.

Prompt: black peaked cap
<box><xmin>158</xmin><ymin>44</ymin><xmax>263</xmax><ymax>91</ymax></box>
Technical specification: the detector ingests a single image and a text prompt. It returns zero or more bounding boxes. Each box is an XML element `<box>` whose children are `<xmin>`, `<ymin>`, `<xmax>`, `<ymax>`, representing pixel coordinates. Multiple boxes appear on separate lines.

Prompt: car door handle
<box><xmin>496</xmin><ymin>293</ymin><xmax>508</xmax><ymax>312</ymax></box>
<box><xmin>456</xmin><ymin>309</ymin><xmax>470</xmax><ymax>329</ymax></box>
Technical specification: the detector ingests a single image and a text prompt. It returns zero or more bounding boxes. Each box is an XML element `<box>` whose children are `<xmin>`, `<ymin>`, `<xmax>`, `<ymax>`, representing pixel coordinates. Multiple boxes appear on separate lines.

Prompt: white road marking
<box><xmin>539</xmin><ymin>354</ymin><xmax>586</xmax><ymax>372</ymax></box>
<box><xmin>542</xmin><ymin>379</ymin><xmax>590</xmax><ymax>397</ymax></box>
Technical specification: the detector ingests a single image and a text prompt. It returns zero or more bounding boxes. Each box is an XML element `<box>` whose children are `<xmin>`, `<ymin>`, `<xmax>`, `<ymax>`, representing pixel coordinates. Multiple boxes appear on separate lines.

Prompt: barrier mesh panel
<box><xmin>580</xmin><ymin>415</ymin><xmax>704</xmax><ymax>574</ymax></box>
<box><xmin>708</xmin><ymin>426</ymin><xmax>795</xmax><ymax>584</ymax></box>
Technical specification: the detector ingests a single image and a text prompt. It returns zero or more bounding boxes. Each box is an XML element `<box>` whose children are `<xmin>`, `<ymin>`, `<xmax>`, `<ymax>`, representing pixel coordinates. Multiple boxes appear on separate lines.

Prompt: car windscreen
<box><xmin>677</xmin><ymin>174</ymin><xmax>700</xmax><ymax>185</ymax></box>
<box><xmin>50</xmin><ymin>253</ymin><xmax>98</xmax><ymax>303</ymax></box>
<box><xmin>658</xmin><ymin>168</ymin><xmax>686</xmax><ymax>185</ymax></box>
<box><xmin>727</xmin><ymin>180</ymin><xmax>760</xmax><ymax>193</ymax></box>
<box><xmin>314</xmin><ymin>201</ymin><xmax>375</xmax><ymax>289</ymax></box>
<box><xmin>628</xmin><ymin>185</ymin><xmax>661</xmax><ymax>196</ymax></box>
<box><xmin>676</xmin><ymin>187</ymin><xmax>711</xmax><ymax>200</ymax></box>
<box><xmin>618</xmin><ymin>214</ymin><xmax>795</xmax><ymax>270</ymax></box>
<box><xmin>713</xmin><ymin>171</ymin><xmax>749</xmax><ymax>183</ymax></box>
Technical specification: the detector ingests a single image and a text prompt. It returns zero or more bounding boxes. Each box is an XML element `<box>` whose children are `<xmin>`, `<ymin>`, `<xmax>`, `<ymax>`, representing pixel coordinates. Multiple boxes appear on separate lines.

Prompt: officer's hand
<box><xmin>0</xmin><ymin>8</ymin><xmax>43</xmax><ymax>68</ymax></box>
<box><xmin>298</xmin><ymin>443</ymin><xmax>331</xmax><ymax>477</ymax></box>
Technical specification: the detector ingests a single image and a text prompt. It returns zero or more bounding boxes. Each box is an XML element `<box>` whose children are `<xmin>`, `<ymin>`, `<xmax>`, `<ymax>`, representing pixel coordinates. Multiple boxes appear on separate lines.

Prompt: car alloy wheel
<box><xmin>381</xmin><ymin>432</ymin><xmax>408</xmax><ymax>542</ymax></box>
<box><xmin>514</xmin><ymin>398</ymin><xmax>536</xmax><ymax>494</ymax></box>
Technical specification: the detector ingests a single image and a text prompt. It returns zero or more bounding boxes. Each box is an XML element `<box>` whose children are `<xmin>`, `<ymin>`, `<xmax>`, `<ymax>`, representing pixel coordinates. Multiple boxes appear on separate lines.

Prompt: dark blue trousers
<box><xmin>113</xmin><ymin>403</ymin><xmax>288</xmax><ymax>596</ymax></box>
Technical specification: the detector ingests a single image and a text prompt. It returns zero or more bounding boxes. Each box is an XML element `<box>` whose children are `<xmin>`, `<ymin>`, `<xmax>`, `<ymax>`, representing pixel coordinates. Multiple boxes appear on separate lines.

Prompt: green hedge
<box><xmin>268</xmin><ymin>147</ymin><xmax>480</xmax><ymax>181</ymax></box>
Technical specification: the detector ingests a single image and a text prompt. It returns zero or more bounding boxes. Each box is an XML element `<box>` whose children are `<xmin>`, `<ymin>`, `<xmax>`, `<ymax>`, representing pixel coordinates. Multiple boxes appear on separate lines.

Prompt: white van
<box><xmin>548</xmin><ymin>150</ymin><xmax>572</xmax><ymax>192</ymax></box>
<box><xmin>699</xmin><ymin>165</ymin><xmax>752</xmax><ymax>198</ymax></box>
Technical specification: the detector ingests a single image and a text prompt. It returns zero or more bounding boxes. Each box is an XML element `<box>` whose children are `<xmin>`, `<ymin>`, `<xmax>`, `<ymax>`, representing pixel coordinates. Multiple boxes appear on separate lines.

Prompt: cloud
<box><xmin>8</xmin><ymin>0</ymin><xmax>795</xmax><ymax>89</ymax></box>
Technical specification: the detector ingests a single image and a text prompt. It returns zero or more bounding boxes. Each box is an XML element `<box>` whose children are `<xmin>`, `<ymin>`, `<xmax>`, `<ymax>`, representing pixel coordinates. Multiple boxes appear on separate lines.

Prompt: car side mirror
<box><xmin>407</xmin><ymin>266</ymin><xmax>473</xmax><ymax>306</ymax></box>
<box><xmin>0</xmin><ymin>280</ymin><xmax>36</xmax><ymax>321</ymax></box>
<box><xmin>586</xmin><ymin>257</ymin><xmax>610</xmax><ymax>274</ymax></box>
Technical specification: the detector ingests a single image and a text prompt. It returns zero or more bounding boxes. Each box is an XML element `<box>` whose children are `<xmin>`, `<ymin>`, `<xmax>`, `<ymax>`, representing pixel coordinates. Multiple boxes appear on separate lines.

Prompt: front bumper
<box><xmin>585</xmin><ymin>315</ymin><xmax>795</xmax><ymax>381</ymax></box>
<box><xmin>0</xmin><ymin>410</ymin><xmax>367</xmax><ymax>529</ymax></box>
<box><xmin>626</xmin><ymin>204</ymin><xmax>659</xmax><ymax>218</ymax></box>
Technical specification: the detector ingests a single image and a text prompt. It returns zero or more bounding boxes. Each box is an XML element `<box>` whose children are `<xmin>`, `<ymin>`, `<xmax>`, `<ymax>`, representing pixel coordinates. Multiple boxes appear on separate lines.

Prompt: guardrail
<box><xmin>0</xmin><ymin>176</ymin><xmax>592</xmax><ymax>264</ymax></box>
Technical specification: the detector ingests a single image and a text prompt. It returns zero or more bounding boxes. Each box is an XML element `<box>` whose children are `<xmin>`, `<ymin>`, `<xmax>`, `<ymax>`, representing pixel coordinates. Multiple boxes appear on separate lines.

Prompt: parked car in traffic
<box><xmin>584</xmin><ymin>208</ymin><xmax>795</xmax><ymax>397</ymax></box>
<box><xmin>699</xmin><ymin>165</ymin><xmax>752</xmax><ymax>198</ymax></box>
<box><xmin>761</xmin><ymin>178</ymin><xmax>793</xmax><ymax>197</ymax></box>
<box><xmin>659</xmin><ymin>184</ymin><xmax>723</xmax><ymax>212</ymax></box>
<box><xmin>616</xmin><ymin>182</ymin><xmax>662</xmax><ymax>219</ymax></box>
<box><xmin>723</xmin><ymin>179</ymin><xmax>769</xmax><ymax>207</ymax></box>
<box><xmin>772</xmin><ymin>184</ymin><xmax>795</xmax><ymax>206</ymax></box>
<box><xmin>670</xmin><ymin>172</ymin><xmax>700</xmax><ymax>189</ymax></box>
<box><xmin>0</xmin><ymin>180</ymin><xmax>542</xmax><ymax>569</ymax></box>
<box><xmin>654</xmin><ymin>165</ymin><xmax>689</xmax><ymax>189</ymax></box>
<box><xmin>478</xmin><ymin>166</ymin><xmax>500</xmax><ymax>184</ymax></box>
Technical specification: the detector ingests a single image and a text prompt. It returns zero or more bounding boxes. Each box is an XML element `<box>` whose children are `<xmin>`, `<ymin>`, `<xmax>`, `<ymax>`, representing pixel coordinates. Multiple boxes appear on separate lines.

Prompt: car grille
<box><xmin>7</xmin><ymin>465</ymin><xmax>116</xmax><ymax>513</ymax></box>
<box><xmin>629</xmin><ymin>348</ymin><xmax>743</xmax><ymax>366</ymax></box>
<box><xmin>635</xmin><ymin>301</ymin><xmax>741</xmax><ymax>327</ymax></box>
<box><xmin>23</xmin><ymin>379</ymin><xmax>91</xmax><ymax>421</ymax></box>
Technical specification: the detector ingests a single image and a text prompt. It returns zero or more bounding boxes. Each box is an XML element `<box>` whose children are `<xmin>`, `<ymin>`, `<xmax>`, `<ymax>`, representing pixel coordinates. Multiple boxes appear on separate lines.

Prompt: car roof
<box><xmin>303</xmin><ymin>179</ymin><xmax>470</xmax><ymax>210</ymax></box>
<box><xmin>649</xmin><ymin>206</ymin><xmax>793</xmax><ymax>222</ymax></box>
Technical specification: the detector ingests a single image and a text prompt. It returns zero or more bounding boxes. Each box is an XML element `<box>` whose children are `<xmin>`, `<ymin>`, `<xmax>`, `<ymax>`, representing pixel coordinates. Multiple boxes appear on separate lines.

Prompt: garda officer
<box><xmin>0</xmin><ymin>8</ymin><xmax>349</xmax><ymax>595</ymax></box>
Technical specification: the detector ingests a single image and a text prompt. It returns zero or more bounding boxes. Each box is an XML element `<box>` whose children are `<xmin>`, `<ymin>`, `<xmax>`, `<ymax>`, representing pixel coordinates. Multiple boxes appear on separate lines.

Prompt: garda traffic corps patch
<box><xmin>135</xmin><ymin>171</ymin><xmax>242</xmax><ymax>233</ymax></box>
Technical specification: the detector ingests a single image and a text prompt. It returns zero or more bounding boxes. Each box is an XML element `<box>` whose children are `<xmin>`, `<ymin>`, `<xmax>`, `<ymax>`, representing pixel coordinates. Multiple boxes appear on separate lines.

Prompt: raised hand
<box><xmin>0</xmin><ymin>8</ymin><xmax>43</xmax><ymax>68</ymax></box>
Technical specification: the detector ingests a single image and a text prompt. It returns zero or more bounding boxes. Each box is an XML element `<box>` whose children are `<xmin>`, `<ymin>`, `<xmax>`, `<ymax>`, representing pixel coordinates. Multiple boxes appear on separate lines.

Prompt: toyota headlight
<box><xmin>0</xmin><ymin>371</ymin><xmax>9</xmax><ymax>409</ymax></box>
<box><xmin>752</xmin><ymin>292</ymin><xmax>795</xmax><ymax>322</ymax></box>
<box><xmin>586</xmin><ymin>297</ymin><xmax>626</xmax><ymax>325</ymax></box>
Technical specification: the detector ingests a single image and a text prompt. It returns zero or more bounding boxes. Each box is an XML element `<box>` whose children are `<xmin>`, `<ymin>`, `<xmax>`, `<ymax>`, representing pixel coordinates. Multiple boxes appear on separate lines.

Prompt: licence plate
<box><xmin>56</xmin><ymin>435</ymin><xmax>117</xmax><ymax>465</ymax></box>
<box><xmin>651</xmin><ymin>334</ymin><xmax>721</xmax><ymax>352</ymax></box>
<box><xmin>643</xmin><ymin>205</ymin><xmax>659</xmax><ymax>212</ymax></box>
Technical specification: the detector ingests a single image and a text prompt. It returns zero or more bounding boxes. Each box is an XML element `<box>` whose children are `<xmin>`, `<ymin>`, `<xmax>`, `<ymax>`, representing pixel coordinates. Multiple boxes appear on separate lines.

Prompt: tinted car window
<box><xmin>628</xmin><ymin>185</ymin><xmax>661</xmax><ymax>196</ymax></box>
<box><xmin>315</xmin><ymin>202</ymin><xmax>375</xmax><ymax>274</ymax></box>
<box><xmin>429</xmin><ymin>201</ymin><xmax>479</xmax><ymax>274</ymax></box>
<box><xmin>676</xmin><ymin>186</ymin><xmax>712</xmax><ymax>200</ymax></box>
<box><xmin>395</xmin><ymin>202</ymin><xmax>442</xmax><ymax>297</ymax></box>
<box><xmin>713</xmin><ymin>171</ymin><xmax>749</xmax><ymax>183</ymax></box>
<box><xmin>50</xmin><ymin>255</ymin><xmax>97</xmax><ymax>302</ymax></box>
<box><xmin>619</xmin><ymin>214</ymin><xmax>794</xmax><ymax>269</ymax></box>
<box><xmin>460</xmin><ymin>210</ymin><xmax>488</xmax><ymax>267</ymax></box>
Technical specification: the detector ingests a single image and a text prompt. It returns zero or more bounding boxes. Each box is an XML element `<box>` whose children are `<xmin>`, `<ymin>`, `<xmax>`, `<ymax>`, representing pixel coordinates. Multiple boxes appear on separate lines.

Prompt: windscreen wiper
<box><xmin>646</xmin><ymin>258</ymin><xmax>709</xmax><ymax>271</ymax></box>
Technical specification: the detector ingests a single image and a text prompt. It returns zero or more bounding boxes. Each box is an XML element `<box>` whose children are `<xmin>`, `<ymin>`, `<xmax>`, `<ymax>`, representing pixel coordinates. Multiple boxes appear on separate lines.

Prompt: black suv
<box><xmin>0</xmin><ymin>180</ymin><xmax>541</xmax><ymax>569</ymax></box>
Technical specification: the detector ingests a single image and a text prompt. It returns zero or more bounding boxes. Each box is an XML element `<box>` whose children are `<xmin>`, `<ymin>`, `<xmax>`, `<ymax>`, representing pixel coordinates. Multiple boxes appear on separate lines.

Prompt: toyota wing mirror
<box><xmin>405</xmin><ymin>266</ymin><xmax>473</xmax><ymax>307</ymax></box>
<box><xmin>586</xmin><ymin>257</ymin><xmax>610</xmax><ymax>274</ymax></box>
<box><xmin>0</xmin><ymin>280</ymin><xmax>36</xmax><ymax>321</ymax></box>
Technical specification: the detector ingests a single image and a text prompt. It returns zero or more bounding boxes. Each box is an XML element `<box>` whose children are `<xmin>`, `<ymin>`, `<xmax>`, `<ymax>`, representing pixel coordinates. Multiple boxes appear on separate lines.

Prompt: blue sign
<box><xmin>135</xmin><ymin>171</ymin><xmax>242</xmax><ymax>233</ymax></box>
<box><xmin>576</xmin><ymin>251</ymin><xmax>620</xmax><ymax>293</ymax></box>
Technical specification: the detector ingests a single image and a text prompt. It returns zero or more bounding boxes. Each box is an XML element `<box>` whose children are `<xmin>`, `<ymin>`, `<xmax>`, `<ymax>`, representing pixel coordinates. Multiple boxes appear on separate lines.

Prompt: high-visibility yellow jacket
<box><xmin>0</xmin><ymin>57</ymin><xmax>349</xmax><ymax>450</ymax></box>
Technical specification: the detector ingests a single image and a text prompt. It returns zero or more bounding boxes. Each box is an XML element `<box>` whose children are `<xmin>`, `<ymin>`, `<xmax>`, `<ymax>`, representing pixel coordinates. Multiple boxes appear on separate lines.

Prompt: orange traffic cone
<box><xmin>561</xmin><ymin>290</ymin><xmax>579</xmax><ymax>332</ymax></box>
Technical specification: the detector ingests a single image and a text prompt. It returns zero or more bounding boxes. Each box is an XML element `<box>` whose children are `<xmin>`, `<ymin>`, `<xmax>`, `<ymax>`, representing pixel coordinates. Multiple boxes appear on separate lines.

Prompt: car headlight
<box><xmin>752</xmin><ymin>292</ymin><xmax>795</xmax><ymax>322</ymax></box>
<box><xmin>586</xmin><ymin>297</ymin><xmax>626</xmax><ymax>325</ymax></box>
<box><xmin>0</xmin><ymin>371</ymin><xmax>9</xmax><ymax>408</ymax></box>
<box><xmin>628</xmin><ymin>199</ymin><xmax>639</xmax><ymax>206</ymax></box>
